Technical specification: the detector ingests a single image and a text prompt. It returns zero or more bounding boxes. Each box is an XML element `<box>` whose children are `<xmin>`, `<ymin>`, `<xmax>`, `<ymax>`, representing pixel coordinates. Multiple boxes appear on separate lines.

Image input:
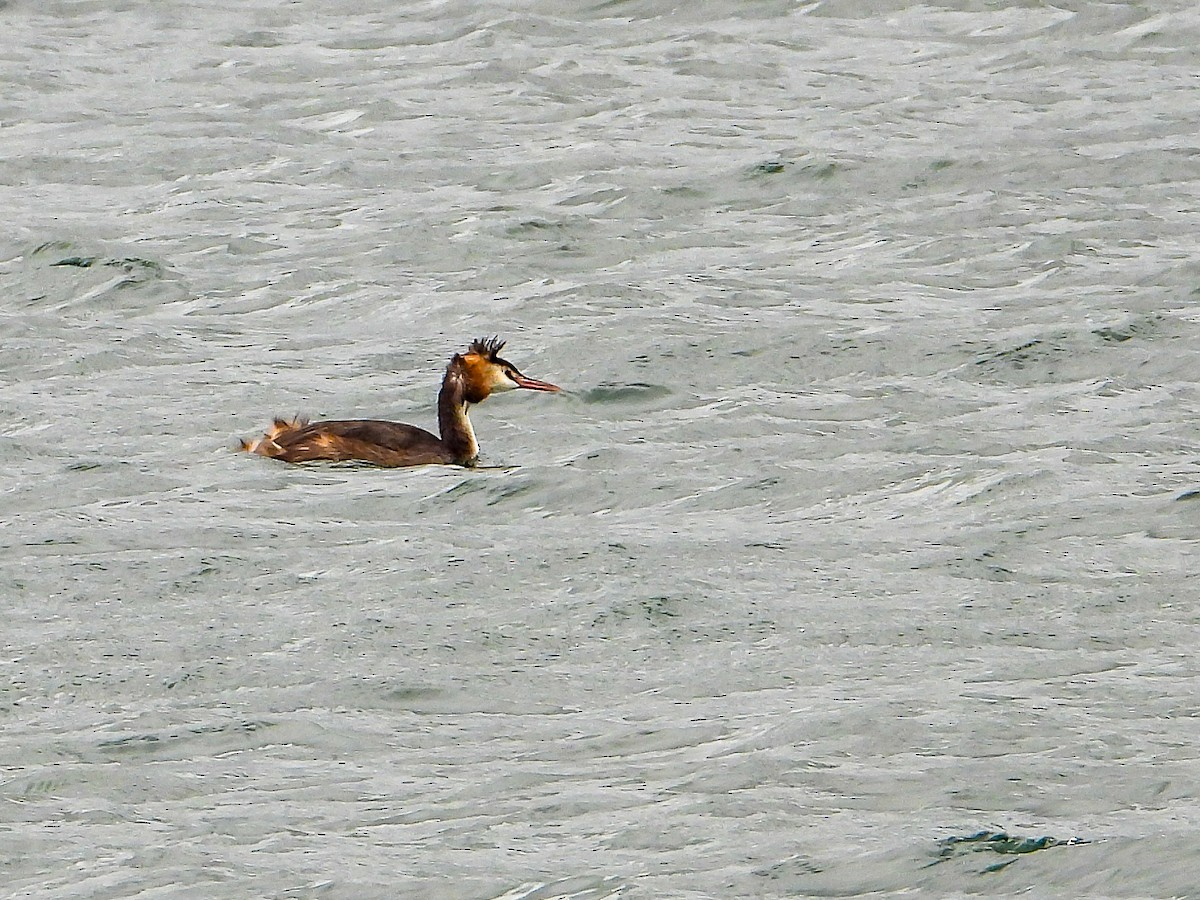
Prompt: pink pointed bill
<box><xmin>512</xmin><ymin>373</ymin><xmax>561</xmax><ymax>392</ymax></box>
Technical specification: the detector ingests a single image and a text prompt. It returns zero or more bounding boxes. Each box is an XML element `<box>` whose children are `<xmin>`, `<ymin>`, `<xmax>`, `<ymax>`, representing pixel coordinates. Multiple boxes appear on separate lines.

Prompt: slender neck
<box><xmin>437</xmin><ymin>365</ymin><xmax>479</xmax><ymax>465</ymax></box>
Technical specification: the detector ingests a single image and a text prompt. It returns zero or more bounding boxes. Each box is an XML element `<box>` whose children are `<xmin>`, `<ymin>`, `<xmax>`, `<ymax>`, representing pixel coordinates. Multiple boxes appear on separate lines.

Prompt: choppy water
<box><xmin>4</xmin><ymin>1</ymin><xmax>1200</xmax><ymax>897</ymax></box>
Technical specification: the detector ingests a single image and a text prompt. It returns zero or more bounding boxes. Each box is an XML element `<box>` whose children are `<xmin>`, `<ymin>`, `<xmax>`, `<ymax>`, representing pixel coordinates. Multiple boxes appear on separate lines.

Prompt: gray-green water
<box><xmin>4</xmin><ymin>1</ymin><xmax>1200</xmax><ymax>897</ymax></box>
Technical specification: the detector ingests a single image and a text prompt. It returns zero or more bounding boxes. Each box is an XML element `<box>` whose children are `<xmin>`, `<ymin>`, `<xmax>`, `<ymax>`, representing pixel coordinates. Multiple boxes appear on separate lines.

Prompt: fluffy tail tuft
<box><xmin>241</xmin><ymin>416</ymin><xmax>306</xmax><ymax>457</ymax></box>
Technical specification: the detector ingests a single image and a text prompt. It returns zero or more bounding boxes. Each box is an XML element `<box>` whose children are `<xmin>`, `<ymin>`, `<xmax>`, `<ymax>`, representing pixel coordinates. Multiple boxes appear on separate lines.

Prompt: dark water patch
<box><xmin>746</xmin><ymin>156</ymin><xmax>839</xmax><ymax>180</ymax></box>
<box><xmin>805</xmin><ymin>160</ymin><xmax>839</xmax><ymax>179</ymax></box>
<box><xmin>504</xmin><ymin>217</ymin><xmax>578</xmax><ymax>240</ymax></box>
<box><xmin>1093</xmin><ymin>325</ymin><xmax>1134</xmax><ymax>343</ymax></box>
<box><xmin>558</xmin><ymin>187</ymin><xmax>629</xmax><ymax>209</ymax></box>
<box><xmin>90</xmin><ymin>718</ymin><xmax>350</xmax><ymax>761</ymax></box>
<box><xmin>930</xmin><ymin>830</ymin><xmax>1089</xmax><ymax>873</ymax></box>
<box><xmin>38</xmin><ymin>248</ymin><xmax>165</xmax><ymax>279</ymax></box>
<box><xmin>1091</xmin><ymin>313</ymin><xmax>1167</xmax><ymax>344</ymax></box>
<box><xmin>29</xmin><ymin>240</ymin><xmax>77</xmax><ymax>258</ymax></box>
<box><xmin>421</xmin><ymin>473</ymin><xmax>496</xmax><ymax>502</ymax></box>
<box><xmin>975</xmin><ymin>338</ymin><xmax>1047</xmax><ymax>368</ymax></box>
<box><xmin>969</xmin><ymin>336</ymin><xmax>1077</xmax><ymax>383</ymax></box>
<box><xmin>15</xmin><ymin>242</ymin><xmax>186</xmax><ymax>314</ymax></box>
<box><xmin>657</xmin><ymin>183</ymin><xmax>706</xmax><ymax>202</ymax></box>
<box><xmin>97</xmin><ymin>733</ymin><xmax>163</xmax><ymax>753</ymax></box>
<box><xmin>483</xmin><ymin>477</ymin><xmax>540</xmax><ymax>507</ymax></box>
<box><xmin>751</xmin><ymin>159</ymin><xmax>787</xmax><ymax>176</ymax></box>
<box><xmin>598</xmin><ymin>594</ymin><xmax>684</xmax><ymax>624</ymax></box>
<box><xmin>162</xmin><ymin>670</ymin><xmax>202</xmax><ymax>690</ymax></box>
<box><xmin>903</xmin><ymin>157</ymin><xmax>959</xmax><ymax>191</ymax></box>
<box><xmin>66</xmin><ymin>461</ymin><xmax>108</xmax><ymax>472</ymax></box>
<box><xmin>222</xmin><ymin>29</ymin><xmax>285</xmax><ymax>48</ymax></box>
<box><xmin>969</xmin><ymin>313</ymin><xmax>1190</xmax><ymax>385</ymax></box>
<box><xmin>378</xmin><ymin>683</ymin><xmax>573</xmax><ymax>716</ymax></box>
<box><xmin>579</xmin><ymin>382</ymin><xmax>671</xmax><ymax>404</ymax></box>
<box><xmin>745</xmin><ymin>540</ymin><xmax>788</xmax><ymax>550</ymax></box>
<box><xmin>497</xmin><ymin>216</ymin><xmax>592</xmax><ymax>256</ymax></box>
<box><xmin>589</xmin><ymin>584</ymin><xmax>777</xmax><ymax>647</ymax></box>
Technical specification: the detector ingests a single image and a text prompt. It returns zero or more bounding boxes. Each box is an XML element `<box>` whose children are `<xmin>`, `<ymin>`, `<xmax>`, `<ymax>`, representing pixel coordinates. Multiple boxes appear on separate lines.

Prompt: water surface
<box><xmin>3</xmin><ymin>1</ymin><xmax>1200</xmax><ymax>897</ymax></box>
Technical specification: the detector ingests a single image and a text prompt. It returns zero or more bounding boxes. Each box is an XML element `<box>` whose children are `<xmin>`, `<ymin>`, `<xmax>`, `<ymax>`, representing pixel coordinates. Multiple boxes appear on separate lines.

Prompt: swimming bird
<box><xmin>240</xmin><ymin>337</ymin><xmax>560</xmax><ymax>467</ymax></box>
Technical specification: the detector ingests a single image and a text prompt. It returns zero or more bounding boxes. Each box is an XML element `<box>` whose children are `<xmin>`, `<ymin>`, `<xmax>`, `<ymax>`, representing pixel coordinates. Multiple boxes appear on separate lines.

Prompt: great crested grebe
<box><xmin>241</xmin><ymin>337</ymin><xmax>560</xmax><ymax>467</ymax></box>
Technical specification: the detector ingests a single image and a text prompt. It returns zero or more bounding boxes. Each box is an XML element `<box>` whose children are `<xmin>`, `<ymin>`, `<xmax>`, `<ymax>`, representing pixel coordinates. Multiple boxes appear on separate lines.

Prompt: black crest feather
<box><xmin>468</xmin><ymin>336</ymin><xmax>506</xmax><ymax>360</ymax></box>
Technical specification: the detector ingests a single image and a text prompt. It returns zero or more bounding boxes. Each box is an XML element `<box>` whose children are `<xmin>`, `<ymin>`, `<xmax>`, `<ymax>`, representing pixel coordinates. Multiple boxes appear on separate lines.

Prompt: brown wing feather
<box><xmin>244</xmin><ymin>418</ymin><xmax>454</xmax><ymax>466</ymax></box>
